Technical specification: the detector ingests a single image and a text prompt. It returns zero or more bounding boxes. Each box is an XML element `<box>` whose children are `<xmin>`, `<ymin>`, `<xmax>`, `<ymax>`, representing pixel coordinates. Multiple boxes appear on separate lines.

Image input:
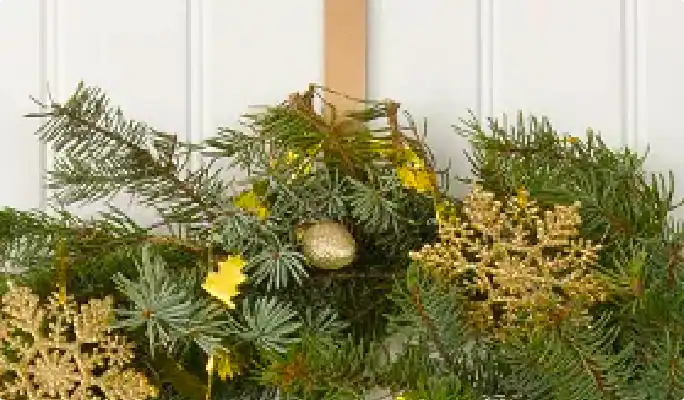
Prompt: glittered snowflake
<box><xmin>0</xmin><ymin>284</ymin><xmax>157</xmax><ymax>400</ymax></box>
<box><xmin>411</xmin><ymin>185</ymin><xmax>608</xmax><ymax>337</ymax></box>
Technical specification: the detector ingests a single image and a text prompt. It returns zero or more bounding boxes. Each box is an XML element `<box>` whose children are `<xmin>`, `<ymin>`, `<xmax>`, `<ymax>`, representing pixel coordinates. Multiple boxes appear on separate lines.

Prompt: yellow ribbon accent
<box><xmin>56</xmin><ymin>238</ymin><xmax>68</xmax><ymax>305</ymax></box>
<box><xmin>206</xmin><ymin>355</ymin><xmax>214</xmax><ymax>400</ymax></box>
<box><xmin>205</xmin><ymin>349</ymin><xmax>239</xmax><ymax>399</ymax></box>
<box><xmin>234</xmin><ymin>189</ymin><xmax>269</xmax><ymax>220</ymax></box>
<box><xmin>207</xmin><ymin>223</ymin><xmax>214</xmax><ymax>270</ymax></box>
<box><xmin>517</xmin><ymin>187</ymin><xmax>528</xmax><ymax>208</ymax></box>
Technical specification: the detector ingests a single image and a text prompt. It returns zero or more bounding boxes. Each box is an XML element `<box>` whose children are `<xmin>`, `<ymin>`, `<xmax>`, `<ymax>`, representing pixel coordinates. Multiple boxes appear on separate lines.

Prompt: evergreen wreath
<box><xmin>0</xmin><ymin>84</ymin><xmax>682</xmax><ymax>400</ymax></box>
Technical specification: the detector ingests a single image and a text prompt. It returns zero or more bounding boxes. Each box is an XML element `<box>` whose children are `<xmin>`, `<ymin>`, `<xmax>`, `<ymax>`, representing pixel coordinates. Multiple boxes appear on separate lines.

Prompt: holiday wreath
<box><xmin>0</xmin><ymin>84</ymin><xmax>682</xmax><ymax>400</ymax></box>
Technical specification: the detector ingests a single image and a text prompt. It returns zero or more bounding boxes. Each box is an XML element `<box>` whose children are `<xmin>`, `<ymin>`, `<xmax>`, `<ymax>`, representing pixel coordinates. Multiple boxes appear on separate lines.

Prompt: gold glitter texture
<box><xmin>300</xmin><ymin>221</ymin><xmax>356</xmax><ymax>270</ymax></box>
<box><xmin>410</xmin><ymin>185</ymin><xmax>608</xmax><ymax>337</ymax></box>
<box><xmin>0</xmin><ymin>284</ymin><xmax>157</xmax><ymax>400</ymax></box>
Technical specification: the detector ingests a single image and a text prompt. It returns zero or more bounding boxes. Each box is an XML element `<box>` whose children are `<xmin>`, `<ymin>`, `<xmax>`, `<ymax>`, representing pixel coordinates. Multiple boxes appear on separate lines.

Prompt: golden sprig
<box><xmin>0</xmin><ymin>284</ymin><xmax>157</xmax><ymax>400</ymax></box>
<box><xmin>410</xmin><ymin>185</ymin><xmax>608</xmax><ymax>338</ymax></box>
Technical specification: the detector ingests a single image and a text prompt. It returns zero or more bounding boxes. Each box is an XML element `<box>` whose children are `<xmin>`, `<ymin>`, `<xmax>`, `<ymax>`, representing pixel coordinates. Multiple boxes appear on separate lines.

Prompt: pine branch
<box><xmin>229</xmin><ymin>296</ymin><xmax>302</xmax><ymax>354</ymax></box>
<box><xmin>457</xmin><ymin>111</ymin><xmax>681</xmax><ymax>264</ymax></box>
<box><xmin>0</xmin><ymin>205</ymin><xmax>151</xmax><ymax>275</ymax></box>
<box><xmin>113</xmin><ymin>247</ymin><xmax>231</xmax><ymax>354</ymax></box>
<box><xmin>27</xmin><ymin>83</ymin><xmax>228</xmax><ymax>223</ymax></box>
<box><xmin>632</xmin><ymin>331</ymin><xmax>684</xmax><ymax>399</ymax></box>
<box><xmin>409</xmin><ymin>286</ymin><xmax>456</xmax><ymax>368</ymax></box>
<box><xmin>500</xmin><ymin>314</ymin><xmax>637</xmax><ymax>400</ymax></box>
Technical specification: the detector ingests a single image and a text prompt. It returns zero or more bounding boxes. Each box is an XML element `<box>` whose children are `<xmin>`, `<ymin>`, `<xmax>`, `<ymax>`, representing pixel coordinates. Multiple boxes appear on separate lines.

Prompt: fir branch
<box><xmin>346</xmin><ymin>174</ymin><xmax>402</xmax><ymax>234</ymax></box>
<box><xmin>631</xmin><ymin>331</ymin><xmax>684</xmax><ymax>399</ymax></box>
<box><xmin>0</xmin><ymin>205</ymin><xmax>161</xmax><ymax>299</ymax></box>
<box><xmin>269</xmin><ymin>168</ymin><xmax>349</xmax><ymax>222</ymax></box>
<box><xmin>248</xmin><ymin>246</ymin><xmax>308</xmax><ymax>291</ymax></box>
<box><xmin>27</xmin><ymin>83</ymin><xmax>228</xmax><ymax>223</ymax></box>
<box><xmin>666</xmin><ymin>242</ymin><xmax>681</xmax><ymax>289</ymax></box>
<box><xmin>409</xmin><ymin>286</ymin><xmax>456</xmax><ymax>368</ymax></box>
<box><xmin>457</xmin><ymin>111</ymin><xmax>681</xmax><ymax>263</ymax></box>
<box><xmin>229</xmin><ymin>297</ymin><xmax>302</xmax><ymax>354</ymax></box>
<box><xmin>113</xmin><ymin>247</ymin><xmax>230</xmax><ymax>354</ymax></box>
<box><xmin>261</xmin><ymin>334</ymin><xmax>389</xmax><ymax>397</ymax></box>
<box><xmin>310</xmin><ymin>270</ymin><xmax>395</xmax><ymax>280</ymax></box>
<box><xmin>500</xmin><ymin>314</ymin><xmax>636</xmax><ymax>400</ymax></box>
<box><xmin>299</xmin><ymin>306</ymin><xmax>349</xmax><ymax>337</ymax></box>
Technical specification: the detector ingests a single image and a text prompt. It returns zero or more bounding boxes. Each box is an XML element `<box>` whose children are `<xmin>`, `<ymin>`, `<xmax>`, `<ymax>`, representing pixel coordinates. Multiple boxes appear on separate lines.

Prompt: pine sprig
<box><xmin>0</xmin><ymin>205</ymin><xmax>161</xmax><ymax>296</ymax></box>
<box><xmin>500</xmin><ymin>314</ymin><xmax>637</xmax><ymax>400</ymax></box>
<box><xmin>113</xmin><ymin>247</ymin><xmax>231</xmax><ymax>354</ymax></box>
<box><xmin>346</xmin><ymin>174</ymin><xmax>403</xmax><ymax>234</ymax></box>
<box><xmin>27</xmin><ymin>83</ymin><xmax>229</xmax><ymax>223</ymax></box>
<box><xmin>456</xmin><ymin>111</ymin><xmax>681</xmax><ymax>256</ymax></box>
<box><xmin>248</xmin><ymin>246</ymin><xmax>308</xmax><ymax>291</ymax></box>
<box><xmin>388</xmin><ymin>264</ymin><xmax>503</xmax><ymax>397</ymax></box>
<box><xmin>629</xmin><ymin>331</ymin><xmax>684</xmax><ymax>399</ymax></box>
<box><xmin>229</xmin><ymin>297</ymin><xmax>302</xmax><ymax>354</ymax></box>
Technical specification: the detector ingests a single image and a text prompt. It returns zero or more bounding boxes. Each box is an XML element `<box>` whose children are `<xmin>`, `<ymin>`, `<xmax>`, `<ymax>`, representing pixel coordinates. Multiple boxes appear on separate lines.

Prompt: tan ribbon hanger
<box><xmin>323</xmin><ymin>0</ymin><xmax>367</xmax><ymax>118</ymax></box>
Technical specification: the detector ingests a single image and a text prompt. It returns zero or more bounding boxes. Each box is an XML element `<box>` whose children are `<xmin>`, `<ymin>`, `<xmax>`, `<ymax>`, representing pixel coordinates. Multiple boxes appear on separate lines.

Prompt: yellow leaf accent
<box><xmin>400</xmin><ymin>147</ymin><xmax>425</xmax><ymax>167</ymax></box>
<box><xmin>202</xmin><ymin>256</ymin><xmax>247</xmax><ymax>309</ymax></box>
<box><xmin>287</xmin><ymin>151</ymin><xmax>298</xmax><ymax>163</ymax></box>
<box><xmin>206</xmin><ymin>349</ymin><xmax>239</xmax><ymax>382</ymax></box>
<box><xmin>395</xmin><ymin>145</ymin><xmax>436</xmax><ymax>193</ymax></box>
<box><xmin>397</xmin><ymin>166</ymin><xmax>435</xmax><ymax>193</ymax></box>
<box><xmin>217</xmin><ymin>352</ymin><xmax>239</xmax><ymax>380</ymax></box>
<box><xmin>234</xmin><ymin>189</ymin><xmax>269</xmax><ymax>220</ymax></box>
<box><xmin>435</xmin><ymin>198</ymin><xmax>459</xmax><ymax>225</ymax></box>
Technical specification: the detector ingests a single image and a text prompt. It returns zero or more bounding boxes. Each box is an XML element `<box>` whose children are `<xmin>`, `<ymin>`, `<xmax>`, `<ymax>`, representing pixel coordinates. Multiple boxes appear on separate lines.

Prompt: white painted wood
<box><xmin>205</xmin><ymin>0</ymin><xmax>323</xmax><ymax>131</ymax></box>
<box><xmin>643</xmin><ymin>0</ymin><xmax>684</xmax><ymax>216</ymax></box>
<box><xmin>495</xmin><ymin>0</ymin><xmax>623</xmax><ymax>144</ymax></box>
<box><xmin>1</xmin><ymin>0</ymin><xmax>684</xmax><ymax>217</ymax></box>
<box><xmin>0</xmin><ymin>0</ymin><xmax>42</xmax><ymax>209</ymax></box>
<box><xmin>368</xmin><ymin>0</ymin><xmax>478</xmax><ymax>198</ymax></box>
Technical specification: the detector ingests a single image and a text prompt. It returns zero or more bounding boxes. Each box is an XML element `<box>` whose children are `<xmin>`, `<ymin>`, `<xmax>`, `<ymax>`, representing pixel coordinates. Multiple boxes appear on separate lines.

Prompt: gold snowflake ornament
<box><xmin>411</xmin><ymin>185</ymin><xmax>608</xmax><ymax>337</ymax></box>
<box><xmin>0</xmin><ymin>284</ymin><xmax>157</xmax><ymax>400</ymax></box>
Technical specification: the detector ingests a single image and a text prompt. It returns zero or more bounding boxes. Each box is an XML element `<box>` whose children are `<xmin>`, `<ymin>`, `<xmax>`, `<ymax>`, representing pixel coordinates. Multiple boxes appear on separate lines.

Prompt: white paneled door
<box><xmin>1</xmin><ymin>0</ymin><xmax>684</xmax><ymax>216</ymax></box>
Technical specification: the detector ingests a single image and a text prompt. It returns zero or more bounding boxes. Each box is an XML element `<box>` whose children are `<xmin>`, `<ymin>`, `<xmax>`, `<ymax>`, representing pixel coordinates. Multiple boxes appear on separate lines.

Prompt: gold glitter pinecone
<box><xmin>298</xmin><ymin>220</ymin><xmax>356</xmax><ymax>270</ymax></box>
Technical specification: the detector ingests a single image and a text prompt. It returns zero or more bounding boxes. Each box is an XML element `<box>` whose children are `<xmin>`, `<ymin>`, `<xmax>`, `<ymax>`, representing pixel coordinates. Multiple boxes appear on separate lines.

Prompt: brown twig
<box><xmin>144</xmin><ymin>235</ymin><xmax>204</xmax><ymax>253</ymax></box>
<box><xmin>312</xmin><ymin>271</ymin><xmax>395</xmax><ymax>280</ymax></box>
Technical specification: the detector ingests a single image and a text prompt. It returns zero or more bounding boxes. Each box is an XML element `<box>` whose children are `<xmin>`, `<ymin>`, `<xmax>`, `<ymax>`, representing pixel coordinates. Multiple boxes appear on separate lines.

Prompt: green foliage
<box><xmin>627</xmin><ymin>331</ymin><xmax>684</xmax><ymax>399</ymax></box>
<box><xmin>382</xmin><ymin>111</ymin><xmax>684</xmax><ymax>400</ymax></box>
<box><xmin>5</xmin><ymin>81</ymin><xmax>684</xmax><ymax>400</ymax></box>
<box><xmin>113</xmin><ymin>247</ymin><xmax>230</xmax><ymax>354</ymax></box>
<box><xmin>456</xmin><ymin>111</ymin><xmax>680</xmax><ymax>260</ymax></box>
<box><xmin>499</xmin><ymin>313</ymin><xmax>637</xmax><ymax>400</ymax></box>
<box><xmin>0</xmin><ymin>205</ymin><xmax>149</xmax><ymax>299</ymax></box>
<box><xmin>230</xmin><ymin>297</ymin><xmax>302</xmax><ymax>354</ymax></box>
<box><xmin>2</xmin><ymin>83</ymin><xmax>443</xmax><ymax>399</ymax></box>
<box><xmin>255</xmin><ymin>265</ymin><xmax>481</xmax><ymax>400</ymax></box>
<box><xmin>29</xmin><ymin>83</ymin><xmax>228</xmax><ymax>224</ymax></box>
